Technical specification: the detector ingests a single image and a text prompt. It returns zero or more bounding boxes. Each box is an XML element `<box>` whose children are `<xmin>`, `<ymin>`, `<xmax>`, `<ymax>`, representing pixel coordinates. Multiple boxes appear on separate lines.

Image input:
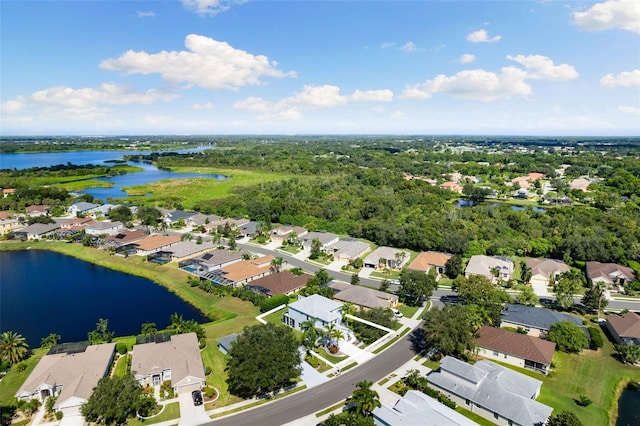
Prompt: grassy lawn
<box><xmin>261</xmin><ymin>307</ymin><xmax>287</xmax><ymax>327</ymax></box>
<box><xmin>127</xmin><ymin>401</ymin><xmax>180</xmax><ymax>426</ymax></box>
<box><xmin>455</xmin><ymin>406</ymin><xmax>497</xmax><ymax>426</ymax></box>
<box><xmin>314</xmin><ymin>347</ymin><xmax>348</xmax><ymax>364</ymax></box>
<box><xmin>0</xmin><ymin>348</ymin><xmax>48</xmax><ymax>406</ymax></box>
<box><xmin>398</xmin><ymin>304</ymin><xmax>420</xmax><ymax>318</ymax></box>
<box><xmin>369</xmin><ymin>270</ymin><xmax>400</xmax><ymax>280</ymax></box>
<box><xmin>278</xmin><ymin>245</ymin><xmax>301</xmax><ymax>255</ymax></box>
<box><xmin>113</xmin><ymin>354</ymin><xmax>131</xmax><ymax>377</ymax></box>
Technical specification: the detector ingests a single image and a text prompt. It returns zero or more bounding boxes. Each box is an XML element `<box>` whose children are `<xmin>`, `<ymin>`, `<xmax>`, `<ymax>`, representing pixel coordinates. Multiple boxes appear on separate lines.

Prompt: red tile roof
<box><xmin>248</xmin><ymin>271</ymin><xmax>312</xmax><ymax>296</ymax></box>
<box><xmin>606</xmin><ymin>312</ymin><xmax>640</xmax><ymax>339</ymax></box>
<box><xmin>474</xmin><ymin>325</ymin><xmax>555</xmax><ymax>365</ymax></box>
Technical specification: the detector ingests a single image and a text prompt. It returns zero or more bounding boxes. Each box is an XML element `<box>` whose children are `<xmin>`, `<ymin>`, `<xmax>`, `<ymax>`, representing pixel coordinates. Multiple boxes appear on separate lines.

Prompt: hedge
<box><xmin>260</xmin><ymin>294</ymin><xmax>289</xmax><ymax>313</ymax></box>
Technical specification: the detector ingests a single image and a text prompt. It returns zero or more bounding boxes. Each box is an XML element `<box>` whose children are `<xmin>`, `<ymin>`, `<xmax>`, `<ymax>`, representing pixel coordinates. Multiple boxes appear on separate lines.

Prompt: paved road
<box><xmin>209</xmin><ymin>330</ymin><xmax>420</xmax><ymax>426</ymax></box>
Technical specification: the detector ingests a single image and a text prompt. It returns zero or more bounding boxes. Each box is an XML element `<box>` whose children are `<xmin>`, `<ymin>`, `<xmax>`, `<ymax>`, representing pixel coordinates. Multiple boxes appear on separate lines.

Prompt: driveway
<box><xmin>178</xmin><ymin>392</ymin><xmax>210</xmax><ymax>426</ymax></box>
<box><xmin>337</xmin><ymin>340</ymin><xmax>373</xmax><ymax>365</ymax></box>
<box><xmin>299</xmin><ymin>357</ymin><xmax>330</xmax><ymax>388</ymax></box>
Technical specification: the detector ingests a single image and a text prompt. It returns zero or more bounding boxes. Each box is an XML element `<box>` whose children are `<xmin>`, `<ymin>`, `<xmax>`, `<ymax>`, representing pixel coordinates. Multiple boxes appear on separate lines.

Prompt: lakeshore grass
<box><xmin>0</xmin><ymin>348</ymin><xmax>48</xmax><ymax>406</ymax></box>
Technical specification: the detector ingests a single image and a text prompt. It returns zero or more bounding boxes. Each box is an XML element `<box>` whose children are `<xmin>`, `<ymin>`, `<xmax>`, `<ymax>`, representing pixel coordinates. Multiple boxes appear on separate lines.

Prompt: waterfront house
<box><xmin>162</xmin><ymin>239</ymin><xmax>217</xmax><ymax>262</ymax></box>
<box><xmin>325</xmin><ymin>238</ymin><xmax>371</xmax><ymax>263</ymax></box>
<box><xmin>14</xmin><ymin>222</ymin><xmax>60</xmax><ymax>240</ymax></box>
<box><xmin>525</xmin><ymin>258</ymin><xmax>570</xmax><ymax>287</ymax></box>
<box><xmin>283</xmin><ymin>294</ymin><xmax>344</xmax><ymax>332</ymax></box>
<box><xmin>178</xmin><ymin>248</ymin><xmax>245</xmax><ymax>278</ymax></box>
<box><xmin>68</xmin><ymin>202</ymin><xmax>99</xmax><ymax>217</ymax></box>
<box><xmin>409</xmin><ymin>251</ymin><xmax>452</xmax><ymax>276</ymax></box>
<box><xmin>132</xmin><ymin>333</ymin><xmax>205</xmax><ymax>395</ymax></box>
<box><xmin>217</xmin><ymin>333</ymin><xmax>239</xmax><ymax>355</ymax></box>
<box><xmin>85</xmin><ymin>220</ymin><xmax>125</xmax><ymax>236</ymax></box>
<box><xmin>134</xmin><ymin>234</ymin><xmax>181</xmax><ymax>256</ymax></box>
<box><xmin>427</xmin><ymin>356</ymin><xmax>553</xmax><ymax>426</ymax></box>
<box><xmin>605</xmin><ymin>312</ymin><xmax>640</xmax><ymax>346</ymax></box>
<box><xmin>216</xmin><ymin>255</ymin><xmax>274</xmax><ymax>287</ymax></box>
<box><xmin>0</xmin><ymin>218</ymin><xmax>22</xmax><ymax>234</ymax></box>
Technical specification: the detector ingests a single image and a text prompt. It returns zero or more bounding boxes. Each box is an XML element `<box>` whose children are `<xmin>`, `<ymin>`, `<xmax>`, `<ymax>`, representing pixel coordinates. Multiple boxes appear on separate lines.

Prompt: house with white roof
<box><xmin>363</xmin><ymin>247</ymin><xmax>410</xmax><ymax>269</ymax></box>
<box><xmin>465</xmin><ymin>255</ymin><xmax>514</xmax><ymax>283</ymax></box>
<box><xmin>301</xmin><ymin>231</ymin><xmax>340</xmax><ymax>251</ymax></box>
<box><xmin>282</xmin><ymin>294</ymin><xmax>344</xmax><ymax>332</ymax></box>
<box><xmin>427</xmin><ymin>356</ymin><xmax>553</xmax><ymax>426</ymax></box>
<box><xmin>373</xmin><ymin>390</ymin><xmax>476</xmax><ymax>426</ymax></box>
<box><xmin>525</xmin><ymin>258</ymin><xmax>570</xmax><ymax>287</ymax></box>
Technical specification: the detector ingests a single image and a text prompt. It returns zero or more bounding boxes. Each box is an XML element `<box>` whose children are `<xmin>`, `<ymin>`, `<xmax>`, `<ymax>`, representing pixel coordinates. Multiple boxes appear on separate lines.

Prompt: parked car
<box><xmin>192</xmin><ymin>390</ymin><xmax>203</xmax><ymax>406</ymax></box>
<box><xmin>391</xmin><ymin>308</ymin><xmax>403</xmax><ymax>318</ymax></box>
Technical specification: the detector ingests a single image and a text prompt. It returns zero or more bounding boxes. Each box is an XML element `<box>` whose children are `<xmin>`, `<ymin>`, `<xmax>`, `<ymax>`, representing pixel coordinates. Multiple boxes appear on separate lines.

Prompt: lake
<box><xmin>455</xmin><ymin>199</ymin><xmax>547</xmax><ymax>213</ymax></box>
<box><xmin>0</xmin><ymin>250</ymin><xmax>209</xmax><ymax>347</ymax></box>
<box><xmin>0</xmin><ymin>146</ymin><xmax>227</xmax><ymax>200</ymax></box>
<box><xmin>616</xmin><ymin>383</ymin><xmax>640</xmax><ymax>426</ymax></box>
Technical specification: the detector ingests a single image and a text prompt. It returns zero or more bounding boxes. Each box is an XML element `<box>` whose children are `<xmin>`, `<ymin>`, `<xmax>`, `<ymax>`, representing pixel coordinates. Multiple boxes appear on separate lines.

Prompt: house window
<box><xmin>493</xmin><ymin>351</ymin><xmax>499</xmax><ymax>357</ymax></box>
<box><xmin>494</xmin><ymin>412</ymin><xmax>499</xmax><ymax>420</ymax></box>
<box><xmin>465</xmin><ymin>399</ymin><xmax>470</xmax><ymax>406</ymax></box>
<box><xmin>163</xmin><ymin>369</ymin><xmax>171</xmax><ymax>381</ymax></box>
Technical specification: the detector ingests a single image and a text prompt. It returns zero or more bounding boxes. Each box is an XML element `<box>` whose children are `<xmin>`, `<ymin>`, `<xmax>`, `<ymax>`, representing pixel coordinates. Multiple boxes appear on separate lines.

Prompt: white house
<box><xmin>282</xmin><ymin>294</ymin><xmax>344</xmax><ymax>332</ymax></box>
<box><xmin>85</xmin><ymin>221</ymin><xmax>125</xmax><ymax>236</ymax></box>
<box><xmin>373</xmin><ymin>390</ymin><xmax>476</xmax><ymax>426</ymax></box>
<box><xmin>68</xmin><ymin>202</ymin><xmax>99</xmax><ymax>217</ymax></box>
<box><xmin>363</xmin><ymin>246</ymin><xmax>410</xmax><ymax>269</ymax></box>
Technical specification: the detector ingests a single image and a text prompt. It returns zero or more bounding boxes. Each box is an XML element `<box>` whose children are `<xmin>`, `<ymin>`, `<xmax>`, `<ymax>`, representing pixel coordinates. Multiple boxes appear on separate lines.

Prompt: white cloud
<box><xmin>350</xmin><ymin>89</ymin><xmax>393</xmax><ymax>102</ymax></box>
<box><xmin>404</xmin><ymin>54</ymin><xmax>578</xmax><ymax>101</ymax></box>
<box><xmin>600</xmin><ymin>69</ymin><xmax>640</xmax><ymax>88</ymax></box>
<box><xmin>381</xmin><ymin>42</ymin><xmax>397</xmax><ymax>49</ymax></box>
<box><xmin>506</xmin><ymin>54</ymin><xmax>579</xmax><ymax>80</ymax></box>
<box><xmin>181</xmin><ymin>0</ymin><xmax>242</xmax><ymax>17</ymax></box>
<box><xmin>1</xmin><ymin>98</ymin><xmax>25</xmax><ymax>114</ymax></box>
<box><xmin>572</xmin><ymin>0</ymin><xmax>640</xmax><ymax>34</ymax></box>
<box><xmin>285</xmin><ymin>85</ymin><xmax>348</xmax><ymax>108</ymax></box>
<box><xmin>467</xmin><ymin>29</ymin><xmax>502</xmax><ymax>43</ymax></box>
<box><xmin>137</xmin><ymin>11</ymin><xmax>156</xmax><ymax>18</ymax></box>
<box><xmin>100</xmin><ymin>34</ymin><xmax>296</xmax><ymax>90</ymax></box>
<box><xmin>458</xmin><ymin>54</ymin><xmax>476</xmax><ymax>64</ymax></box>
<box><xmin>400</xmin><ymin>41</ymin><xmax>418</xmax><ymax>52</ymax></box>
<box><xmin>193</xmin><ymin>101</ymin><xmax>214</xmax><ymax>110</ymax></box>
<box><xmin>233</xmin><ymin>96</ymin><xmax>273</xmax><ymax>113</ymax></box>
<box><xmin>619</xmin><ymin>105</ymin><xmax>640</xmax><ymax>114</ymax></box>
<box><xmin>28</xmin><ymin>83</ymin><xmax>176</xmax><ymax>108</ymax></box>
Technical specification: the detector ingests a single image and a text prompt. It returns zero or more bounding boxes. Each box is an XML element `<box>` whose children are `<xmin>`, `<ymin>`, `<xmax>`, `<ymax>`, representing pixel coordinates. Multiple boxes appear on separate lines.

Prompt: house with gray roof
<box><xmin>329</xmin><ymin>282</ymin><xmax>398</xmax><ymax>310</ymax></box>
<box><xmin>13</xmin><ymin>222</ymin><xmax>60</xmax><ymax>240</ymax></box>
<box><xmin>132</xmin><ymin>333</ymin><xmax>205</xmax><ymax>395</ymax></box>
<box><xmin>525</xmin><ymin>258</ymin><xmax>569</xmax><ymax>287</ymax></box>
<box><xmin>427</xmin><ymin>356</ymin><xmax>553</xmax><ymax>426</ymax></box>
<box><xmin>161</xmin><ymin>209</ymin><xmax>198</xmax><ymax>226</ymax></box>
<box><xmin>373</xmin><ymin>390</ymin><xmax>476</xmax><ymax>426</ymax></box>
<box><xmin>500</xmin><ymin>303</ymin><xmax>586</xmax><ymax>338</ymax></box>
<box><xmin>465</xmin><ymin>255</ymin><xmax>514</xmax><ymax>283</ymax></box>
<box><xmin>271</xmin><ymin>225</ymin><xmax>308</xmax><ymax>243</ymax></box>
<box><xmin>164</xmin><ymin>239</ymin><xmax>217</xmax><ymax>262</ymax></box>
<box><xmin>217</xmin><ymin>333</ymin><xmax>239</xmax><ymax>355</ymax></box>
<box><xmin>68</xmin><ymin>202</ymin><xmax>99</xmax><ymax>217</ymax></box>
<box><xmin>85</xmin><ymin>220</ymin><xmax>124</xmax><ymax>236</ymax></box>
<box><xmin>326</xmin><ymin>238</ymin><xmax>371</xmax><ymax>262</ymax></box>
<box><xmin>283</xmin><ymin>294</ymin><xmax>344</xmax><ymax>332</ymax></box>
<box><xmin>179</xmin><ymin>248</ymin><xmax>245</xmax><ymax>279</ymax></box>
<box><xmin>301</xmin><ymin>231</ymin><xmax>339</xmax><ymax>251</ymax></box>
<box><xmin>586</xmin><ymin>261</ymin><xmax>637</xmax><ymax>292</ymax></box>
<box><xmin>363</xmin><ymin>246</ymin><xmax>410</xmax><ymax>269</ymax></box>
<box><xmin>16</xmin><ymin>343</ymin><xmax>116</xmax><ymax>422</ymax></box>
<box><xmin>605</xmin><ymin>311</ymin><xmax>640</xmax><ymax>346</ymax></box>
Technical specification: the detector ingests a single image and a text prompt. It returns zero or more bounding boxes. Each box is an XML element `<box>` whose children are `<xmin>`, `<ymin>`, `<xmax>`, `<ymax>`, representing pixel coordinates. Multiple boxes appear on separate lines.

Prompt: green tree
<box><xmin>226</xmin><ymin>323</ymin><xmax>301</xmax><ymax>398</ymax></box>
<box><xmin>547</xmin><ymin>321</ymin><xmax>588</xmax><ymax>353</ymax></box>
<box><xmin>350</xmin><ymin>273</ymin><xmax>360</xmax><ymax>286</ymax></box>
<box><xmin>87</xmin><ymin>318</ymin><xmax>114</xmax><ymax>344</ymax></box>
<box><xmin>616</xmin><ymin>344</ymin><xmax>640</xmax><ymax>364</ymax></box>
<box><xmin>463</xmin><ymin>184</ymin><xmax>492</xmax><ymax>203</ymax></box>
<box><xmin>108</xmin><ymin>205</ymin><xmax>133</xmax><ymax>225</ymax></box>
<box><xmin>554</xmin><ymin>271</ymin><xmax>584</xmax><ymax>309</ymax></box>
<box><xmin>315</xmin><ymin>269</ymin><xmax>331</xmax><ymax>285</ymax></box>
<box><xmin>582</xmin><ymin>282</ymin><xmax>608</xmax><ymax>318</ymax></box>
<box><xmin>270</xmin><ymin>256</ymin><xmax>285</xmax><ymax>273</ymax></box>
<box><xmin>546</xmin><ymin>410</ymin><xmax>583</xmax><ymax>426</ymax></box>
<box><xmin>445</xmin><ymin>255</ymin><xmax>463</xmax><ymax>278</ymax></box>
<box><xmin>0</xmin><ymin>331</ymin><xmax>29</xmax><ymax>365</ymax></box>
<box><xmin>520</xmin><ymin>261</ymin><xmax>532</xmax><ymax>284</ymax></box>
<box><xmin>40</xmin><ymin>333</ymin><xmax>61</xmax><ymax>349</ymax></box>
<box><xmin>514</xmin><ymin>284</ymin><xmax>539</xmax><ymax>306</ymax></box>
<box><xmin>397</xmin><ymin>268</ymin><xmax>437</xmax><ymax>306</ymax></box>
<box><xmin>140</xmin><ymin>322</ymin><xmax>157</xmax><ymax>336</ymax></box>
<box><xmin>81</xmin><ymin>374</ymin><xmax>155</xmax><ymax>425</ymax></box>
<box><xmin>346</xmin><ymin>380</ymin><xmax>381</xmax><ymax>418</ymax></box>
<box><xmin>422</xmin><ymin>305</ymin><xmax>476</xmax><ymax>357</ymax></box>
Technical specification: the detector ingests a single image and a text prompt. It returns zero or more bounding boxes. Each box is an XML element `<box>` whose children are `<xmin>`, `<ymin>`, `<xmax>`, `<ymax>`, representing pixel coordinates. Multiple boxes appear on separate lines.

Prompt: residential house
<box><xmin>465</xmin><ymin>255</ymin><xmax>514</xmax><ymax>283</ymax></box>
<box><xmin>270</xmin><ymin>225</ymin><xmax>308</xmax><ymax>243</ymax></box>
<box><xmin>439</xmin><ymin>181</ymin><xmax>463</xmax><ymax>193</ymax></box>
<box><xmin>427</xmin><ymin>356</ymin><xmax>553</xmax><ymax>426</ymax></box>
<box><xmin>329</xmin><ymin>282</ymin><xmax>398</xmax><ymax>310</ymax></box>
<box><xmin>283</xmin><ymin>294</ymin><xmax>344</xmax><ymax>332</ymax></box>
<box><xmin>363</xmin><ymin>247</ymin><xmax>410</xmax><ymax>269</ymax></box>
<box><xmin>215</xmin><ymin>255</ymin><xmax>274</xmax><ymax>287</ymax></box>
<box><xmin>60</xmin><ymin>216</ymin><xmax>95</xmax><ymax>229</ymax></box>
<box><xmin>526</xmin><ymin>258</ymin><xmax>570</xmax><ymax>287</ymax></box>
<box><xmin>68</xmin><ymin>202</ymin><xmax>99</xmax><ymax>217</ymax></box>
<box><xmin>0</xmin><ymin>218</ymin><xmax>22</xmax><ymax>234</ymax></box>
<box><xmin>2</xmin><ymin>188</ymin><xmax>16</xmax><ymax>197</ymax></box>
<box><xmin>88</xmin><ymin>203</ymin><xmax>117</xmax><ymax>218</ymax></box>
<box><xmin>161</xmin><ymin>209</ymin><xmax>197</xmax><ymax>227</ymax></box>
<box><xmin>217</xmin><ymin>333</ymin><xmax>239</xmax><ymax>355</ymax></box>
<box><xmin>85</xmin><ymin>221</ymin><xmax>125</xmax><ymax>236</ymax></box>
<box><xmin>16</xmin><ymin>343</ymin><xmax>116</xmax><ymax>423</ymax></box>
<box><xmin>162</xmin><ymin>239</ymin><xmax>217</xmax><ymax>262</ymax></box>
<box><xmin>510</xmin><ymin>172</ymin><xmax>544</xmax><ymax>190</ymax></box>
<box><xmin>409</xmin><ymin>251</ymin><xmax>452</xmax><ymax>276</ymax></box>
<box><xmin>13</xmin><ymin>223</ymin><xmax>60</xmax><ymax>240</ymax></box>
<box><xmin>326</xmin><ymin>238</ymin><xmax>371</xmax><ymax>263</ymax></box>
<box><xmin>586</xmin><ymin>261</ymin><xmax>636</xmax><ymax>292</ymax></box>
<box><xmin>132</xmin><ymin>333</ymin><xmax>205</xmax><ymax>395</ymax></box>
<box><xmin>245</xmin><ymin>271</ymin><xmax>313</xmax><ymax>296</ymax></box>
<box><xmin>500</xmin><ymin>303</ymin><xmax>586</xmax><ymax>338</ymax></box>
<box><xmin>373</xmin><ymin>390</ymin><xmax>476</xmax><ymax>426</ymax></box>
<box><xmin>301</xmin><ymin>231</ymin><xmax>340</xmax><ymax>251</ymax></box>
<box><xmin>133</xmin><ymin>234</ymin><xmax>182</xmax><ymax>256</ymax></box>
<box><xmin>178</xmin><ymin>248</ymin><xmax>245</xmax><ymax>278</ymax></box>
<box><xmin>0</xmin><ymin>211</ymin><xmax>16</xmax><ymax>220</ymax></box>
<box><xmin>101</xmin><ymin>228</ymin><xmax>148</xmax><ymax>248</ymax></box>
<box><xmin>25</xmin><ymin>204</ymin><xmax>50</xmax><ymax>217</ymax></box>
<box><xmin>605</xmin><ymin>312</ymin><xmax>640</xmax><ymax>346</ymax></box>
<box><xmin>569</xmin><ymin>177</ymin><xmax>591</xmax><ymax>191</ymax></box>
<box><xmin>474</xmin><ymin>326</ymin><xmax>556</xmax><ymax>374</ymax></box>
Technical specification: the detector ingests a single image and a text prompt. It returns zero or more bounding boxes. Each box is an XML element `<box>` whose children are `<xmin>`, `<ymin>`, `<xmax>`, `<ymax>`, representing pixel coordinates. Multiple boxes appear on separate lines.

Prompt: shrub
<box><xmin>204</xmin><ymin>366</ymin><xmax>212</xmax><ymax>376</ymax></box>
<box><xmin>55</xmin><ymin>411</ymin><xmax>63</xmax><ymax>420</ymax></box>
<box><xmin>116</xmin><ymin>343</ymin><xmax>128</xmax><ymax>355</ymax></box>
<box><xmin>260</xmin><ymin>294</ymin><xmax>289</xmax><ymax>313</ymax></box>
<box><xmin>587</xmin><ymin>327</ymin><xmax>604</xmax><ymax>349</ymax></box>
<box><xmin>16</xmin><ymin>363</ymin><xmax>27</xmax><ymax>372</ymax></box>
<box><xmin>576</xmin><ymin>394</ymin><xmax>592</xmax><ymax>407</ymax></box>
<box><xmin>203</xmin><ymin>386</ymin><xmax>217</xmax><ymax>398</ymax></box>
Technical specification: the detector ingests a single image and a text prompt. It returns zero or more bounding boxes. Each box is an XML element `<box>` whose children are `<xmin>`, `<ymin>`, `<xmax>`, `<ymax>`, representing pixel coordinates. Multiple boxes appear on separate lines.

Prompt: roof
<box><xmin>217</xmin><ymin>333</ymin><xmax>239</xmax><ymax>353</ymax></box>
<box><xmin>301</xmin><ymin>231</ymin><xmax>339</xmax><ymax>246</ymax></box>
<box><xmin>16</xmin><ymin>222</ymin><xmax>60</xmax><ymax>235</ymax></box>
<box><xmin>272</xmin><ymin>225</ymin><xmax>308</xmax><ymax>236</ymax></box>
<box><xmin>501</xmin><ymin>304</ymin><xmax>585</xmax><ymax>331</ymax></box>
<box><xmin>474</xmin><ymin>326</ymin><xmax>556</xmax><ymax>365</ymax></box>
<box><xmin>134</xmin><ymin>234</ymin><xmax>181</xmax><ymax>251</ymax></box>
<box><xmin>86</xmin><ymin>221</ymin><xmax>123</xmax><ymax>231</ymax></box>
<box><xmin>606</xmin><ymin>312</ymin><xmax>640</xmax><ymax>339</ymax></box>
<box><xmin>326</xmin><ymin>238</ymin><xmax>370</xmax><ymax>259</ymax></box>
<box><xmin>330</xmin><ymin>283</ymin><xmax>397</xmax><ymax>309</ymax></box>
<box><xmin>586</xmin><ymin>261</ymin><xmax>636</xmax><ymax>283</ymax></box>
<box><xmin>246</xmin><ymin>271</ymin><xmax>312</xmax><ymax>295</ymax></box>
<box><xmin>373</xmin><ymin>390</ymin><xmax>476</xmax><ymax>426</ymax></box>
<box><xmin>188</xmin><ymin>213</ymin><xmax>222</xmax><ymax>226</ymax></box>
<box><xmin>288</xmin><ymin>294</ymin><xmax>343</xmax><ymax>323</ymax></box>
<box><xmin>428</xmin><ymin>356</ymin><xmax>552</xmax><ymax>426</ymax></box>
<box><xmin>465</xmin><ymin>255</ymin><xmax>514</xmax><ymax>278</ymax></box>
<box><xmin>103</xmin><ymin>229</ymin><xmax>148</xmax><ymax>244</ymax></box>
<box><xmin>526</xmin><ymin>258</ymin><xmax>569</xmax><ymax>278</ymax></box>
<box><xmin>409</xmin><ymin>251</ymin><xmax>452</xmax><ymax>271</ymax></box>
<box><xmin>220</xmin><ymin>255</ymin><xmax>274</xmax><ymax>282</ymax></box>
<box><xmin>364</xmin><ymin>246</ymin><xmax>410</xmax><ymax>265</ymax></box>
<box><xmin>132</xmin><ymin>333</ymin><xmax>204</xmax><ymax>385</ymax></box>
<box><xmin>166</xmin><ymin>239</ymin><xmax>216</xmax><ymax>259</ymax></box>
<box><xmin>70</xmin><ymin>202</ymin><xmax>98</xmax><ymax>212</ymax></box>
<box><xmin>191</xmin><ymin>248</ymin><xmax>244</xmax><ymax>266</ymax></box>
<box><xmin>26</xmin><ymin>204</ymin><xmax>49</xmax><ymax>213</ymax></box>
<box><xmin>17</xmin><ymin>343</ymin><xmax>115</xmax><ymax>405</ymax></box>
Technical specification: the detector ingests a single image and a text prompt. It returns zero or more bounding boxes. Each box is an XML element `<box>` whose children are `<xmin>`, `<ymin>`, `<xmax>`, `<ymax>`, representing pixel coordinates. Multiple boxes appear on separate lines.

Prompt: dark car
<box><xmin>192</xmin><ymin>390</ymin><xmax>203</xmax><ymax>406</ymax></box>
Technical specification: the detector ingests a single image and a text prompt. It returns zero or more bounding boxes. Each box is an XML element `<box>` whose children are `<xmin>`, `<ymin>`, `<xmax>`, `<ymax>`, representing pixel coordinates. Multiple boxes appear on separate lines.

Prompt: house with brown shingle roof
<box><xmin>2</xmin><ymin>188</ymin><xmax>16</xmax><ymax>197</ymax></box>
<box><xmin>439</xmin><ymin>181</ymin><xmax>463</xmax><ymax>193</ymax></box>
<box><xmin>271</xmin><ymin>225</ymin><xmax>308</xmax><ymax>243</ymax></box>
<box><xmin>102</xmin><ymin>228</ymin><xmax>148</xmax><ymax>247</ymax></box>
<box><xmin>605</xmin><ymin>312</ymin><xmax>640</xmax><ymax>346</ymax></box>
<box><xmin>409</xmin><ymin>251</ymin><xmax>452</xmax><ymax>276</ymax></box>
<box><xmin>474</xmin><ymin>326</ymin><xmax>556</xmax><ymax>375</ymax></box>
<box><xmin>525</xmin><ymin>258</ymin><xmax>570</xmax><ymax>287</ymax></box>
<box><xmin>586</xmin><ymin>261</ymin><xmax>636</xmax><ymax>292</ymax></box>
<box><xmin>16</xmin><ymin>343</ymin><xmax>116</xmax><ymax>422</ymax></box>
<box><xmin>134</xmin><ymin>234</ymin><xmax>181</xmax><ymax>255</ymax></box>
<box><xmin>219</xmin><ymin>255</ymin><xmax>274</xmax><ymax>287</ymax></box>
<box><xmin>246</xmin><ymin>271</ymin><xmax>312</xmax><ymax>296</ymax></box>
<box><xmin>329</xmin><ymin>282</ymin><xmax>398</xmax><ymax>310</ymax></box>
<box><xmin>25</xmin><ymin>204</ymin><xmax>50</xmax><ymax>217</ymax></box>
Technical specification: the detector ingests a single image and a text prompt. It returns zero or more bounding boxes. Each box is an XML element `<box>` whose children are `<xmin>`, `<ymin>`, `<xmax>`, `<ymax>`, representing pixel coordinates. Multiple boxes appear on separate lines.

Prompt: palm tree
<box><xmin>340</xmin><ymin>303</ymin><xmax>356</xmax><ymax>326</ymax></box>
<box><xmin>300</xmin><ymin>318</ymin><xmax>320</xmax><ymax>353</ymax></box>
<box><xmin>323</xmin><ymin>323</ymin><xmax>339</xmax><ymax>347</ymax></box>
<box><xmin>270</xmin><ymin>257</ymin><xmax>285</xmax><ymax>273</ymax></box>
<box><xmin>347</xmin><ymin>380</ymin><xmax>381</xmax><ymax>418</ymax></box>
<box><xmin>40</xmin><ymin>333</ymin><xmax>61</xmax><ymax>349</ymax></box>
<box><xmin>333</xmin><ymin>329</ymin><xmax>345</xmax><ymax>347</ymax></box>
<box><xmin>0</xmin><ymin>331</ymin><xmax>29</xmax><ymax>365</ymax></box>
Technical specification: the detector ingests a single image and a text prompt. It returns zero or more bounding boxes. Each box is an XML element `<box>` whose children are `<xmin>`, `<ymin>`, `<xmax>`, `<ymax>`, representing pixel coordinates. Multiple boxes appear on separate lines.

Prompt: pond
<box><xmin>0</xmin><ymin>250</ymin><xmax>209</xmax><ymax>347</ymax></box>
<box><xmin>616</xmin><ymin>382</ymin><xmax>640</xmax><ymax>426</ymax></box>
<box><xmin>454</xmin><ymin>199</ymin><xmax>547</xmax><ymax>213</ymax></box>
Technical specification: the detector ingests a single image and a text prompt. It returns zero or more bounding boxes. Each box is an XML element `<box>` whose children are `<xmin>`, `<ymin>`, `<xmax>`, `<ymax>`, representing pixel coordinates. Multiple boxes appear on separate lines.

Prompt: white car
<box><xmin>391</xmin><ymin>308</ymin><xmax>403</xmax><ymax>318</ymax></box>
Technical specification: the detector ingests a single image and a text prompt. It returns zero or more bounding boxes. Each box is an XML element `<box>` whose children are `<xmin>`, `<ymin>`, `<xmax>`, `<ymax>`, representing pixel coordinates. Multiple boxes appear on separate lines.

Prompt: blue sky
<box><xmin>1</xmin><ymin>0</ymin><xmax>638</xmax><ymax>136</ymax></box>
